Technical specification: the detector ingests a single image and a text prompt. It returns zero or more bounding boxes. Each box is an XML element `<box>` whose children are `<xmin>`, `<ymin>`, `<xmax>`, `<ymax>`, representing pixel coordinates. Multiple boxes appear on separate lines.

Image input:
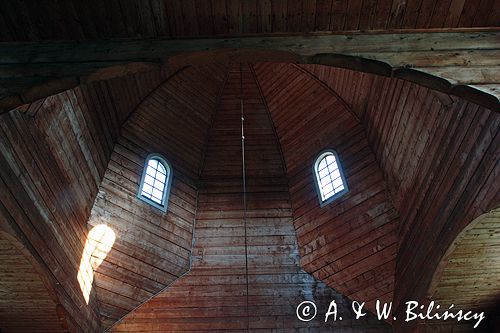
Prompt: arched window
<box><xmin>313</xmin><ymin>149</ymin><xmax>348</xmax><ymax>206</ymax></box>
<box><xmin>137</xmin><ymin>154</ymin><xmax>172</xmax><ymax>212</ymax></box>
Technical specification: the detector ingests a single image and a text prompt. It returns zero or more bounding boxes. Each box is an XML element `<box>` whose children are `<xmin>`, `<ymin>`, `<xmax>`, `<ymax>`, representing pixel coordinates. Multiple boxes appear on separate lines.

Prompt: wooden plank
<box><xmin>108</xmin><ymin>63</ymin><xmax>391</xmax><ymax>332</ymax></box>
<box><xmin>0</xmin><ymin>0</ymin><xmax>498</xmax><ymax>42</ymax></box>
<box><xmin>1</xmin><ymin>31</ymin><xmax>498</xmax><ymax>113</ymax></box>
<box><xmin>253</xmin><ymin>62</ymin><xmax>399</xmax><ymax>317</ymax></box>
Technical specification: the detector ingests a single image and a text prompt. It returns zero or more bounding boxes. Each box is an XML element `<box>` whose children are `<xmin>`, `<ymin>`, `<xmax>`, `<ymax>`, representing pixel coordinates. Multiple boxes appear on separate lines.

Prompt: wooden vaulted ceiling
<box><xmin>304</xmin><ymin>65</ymin><xmax>500</xmax><ymax>331</ymax></box>
<box><xmin>0</xmin><ymin>70</ymin><xmax>172</xmax><ymax>332</ymax></box>
<box><xmin>253</xmin><ymin>63</ymin><xmax>399</xmax><ymax>313</ymax></box>
<box><xmin>88</xmin><ymin>64</ymin><xmax>227</xmax><ymax>328</ymax></box>
<box><xmin>0</xmin><ymin>2</ymin><xmax>499</xmax><ymax>333</ymax></box>
<box><xmin>109</xmin><ymin>63</ymin><xmax>392</xmax><ymax>332</ymax></box>
<box><xmin>1</xmin><ymin>60</ymin><xmax>498</xmax><ymax>332</ymax></box>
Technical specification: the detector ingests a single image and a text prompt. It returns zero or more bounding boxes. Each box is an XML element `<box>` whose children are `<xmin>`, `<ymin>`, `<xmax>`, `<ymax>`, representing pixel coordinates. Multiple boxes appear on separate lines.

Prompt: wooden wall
<box><xmin>302</xmin><ymin>64</ymin><xmax>500</xmax><ymax>330</ymax></box>
<box><xmin>431</xmin><ymin>208</ymin><xmax>500</xmax><ymax>313</ymax></box>
<box><xmin>110</xmin><ymin>64</ymin><xmax>391</xmax><ymax>332</ymax></box>
<box><xmin>253</xmin><ymin>62</ymin><xmax>400</xmax><ymax>315</ymax></box>
<box><xmin>1</xmin><ymin>59</ymin><xmax>497</xmax><ymax>332</ymax></box>
<box><xmin>0</xmin><ymin>232</ymin><xmax>66</xmax><ymax>333</ymax></box>
<box><xmin>87</xmin><ymin>64</ymin><xmax>227</xmax><ymax>329</ymax></box>
<box><xmin>0</xmin><ymin>0</ymin><xmax>498</xmax><ymax>41</ymax></box>
<box><xmin>404</xmin><ymin>209</ymin><xmax>500</xmax><ymax>332</ymax></box>
<box><xmin>0</xmin><ymin>69</ymin><xmax>169</xmax><ymax>332</ymax></box>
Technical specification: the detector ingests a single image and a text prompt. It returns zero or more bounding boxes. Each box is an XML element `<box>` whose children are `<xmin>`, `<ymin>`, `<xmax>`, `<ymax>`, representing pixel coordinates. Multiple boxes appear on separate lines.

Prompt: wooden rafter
<box><xmin>0</xmin><ymin>30</ymin><xmax>499</xmax><ymax>113</ymax></box>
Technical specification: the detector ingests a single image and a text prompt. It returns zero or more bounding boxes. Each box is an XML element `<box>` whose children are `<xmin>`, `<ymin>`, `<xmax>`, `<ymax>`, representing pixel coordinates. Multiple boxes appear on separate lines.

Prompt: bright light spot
<box><xmin>315</xmin><ymin>152</ymin><xmax>346</xmax><ymax>202</ymax></box>
<box><xmin>141</xmin><ymin>158</ymin><xmax>168</xmax><ymax>205</ymax></box>
<box><xmin>77</xmin><ymin>224</ymin><xmax>115</xmax><ymax>304</ymax></box>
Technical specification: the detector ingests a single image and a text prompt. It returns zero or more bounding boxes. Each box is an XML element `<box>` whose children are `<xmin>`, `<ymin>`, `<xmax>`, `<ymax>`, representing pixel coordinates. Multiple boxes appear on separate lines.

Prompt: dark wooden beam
<box><xmin>0</xmin><ymin>31</ymin><xmax>498</xmax><ymax>113</ymax></box>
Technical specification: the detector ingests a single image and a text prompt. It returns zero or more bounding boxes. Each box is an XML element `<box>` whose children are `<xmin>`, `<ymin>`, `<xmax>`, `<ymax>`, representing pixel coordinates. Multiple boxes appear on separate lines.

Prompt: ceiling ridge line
<box><xmin>118</xmin><ymin>65</ymin><xmax>189</xmax><ymax>136</ymax></box>
<box><xmin>249</xmin><ymin>63</ymin><xmax>288</xmax><ymax>176</ymax></box>
<box><xmin>292</xmin><ymin>63</ymin><xmax>362</xmax><ymax>124</ymax></box>
<box><xmin>196</xmin><ymin>64</ymin><xmax>232</xmax><ymax>179</ymax></box>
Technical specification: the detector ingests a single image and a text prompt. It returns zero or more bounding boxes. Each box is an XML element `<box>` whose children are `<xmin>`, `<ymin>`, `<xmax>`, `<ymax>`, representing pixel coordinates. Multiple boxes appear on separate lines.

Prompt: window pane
<box><xmin>140</xmin><ymin>157</ymin><xmax>171</xmax><ymax>210</ymax></box>
<box><xmin>319</xmin><ymin>167</ymin><xmax>329</xmax><ymax>178</ymax></box>
<box><xmin>325</xmin><ymin>155</ymin><xmax>335</xmax><ymax>164</ymax></box>
<box><xmin>318</xmin><ymin>159</ymin><xmax>327</xmax><ymax>171</ymax></box>
<box><xmin>154</xmin><ymin>181</ymin><xmax>165</xmax><ymax>192</ymax></box>
<box><xmin>146</xmin><ymin>165</ymin><xmax>156</xmax><ymax>177</ymax></box>
<box><xmin>156</xmin><ymin>172</ymin><xmax>166</xmax><ymax>183</ymax></box>
<box><xmin>323</xmin><ymin>183</ymin><xmax>334</xmax><ymax>194</ymax></box>
<box><xmin>150</xmin><ymin>195</ymin><xmax>162</xmax><ymax>204</ymax></box>
<box><xmin>144</xmin><ymin>174</ymin><xmax>155</xmax><ymax>186</ymax></box>
<box><xmin>315</xmin><ymin>152</ymin><xmax>347</xmax><ymax>203</ymax></box>
<box><xmin>156</xmin><ymin>162</ymin><xmax>166</xmax><ymax>175</ymax></box>
<box><xmin>332</xmin><ymin>177</ymin><xmax>343</xmax><ymax>188</ymax></box>
<box><xmin>152</xmin><ymin>188</ymin><xmax>163</xmax><ymax>200</ymax></box>
<box><xmin>141</xmin><ymin>183</ymin><xmax>153</xmax><ymax>196</ymax></box>
<box><xmin>148</xmin><ymin>159</ymin><xmax>158</xmax><ymax>169</ymax></box>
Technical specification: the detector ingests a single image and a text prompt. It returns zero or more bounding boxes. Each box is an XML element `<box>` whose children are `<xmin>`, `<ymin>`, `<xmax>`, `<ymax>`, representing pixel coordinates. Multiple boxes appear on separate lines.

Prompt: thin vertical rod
<box><xmin>240</xmin><ymin>63</ymin><xmax>250</xmax><ymax>332</ymax></box>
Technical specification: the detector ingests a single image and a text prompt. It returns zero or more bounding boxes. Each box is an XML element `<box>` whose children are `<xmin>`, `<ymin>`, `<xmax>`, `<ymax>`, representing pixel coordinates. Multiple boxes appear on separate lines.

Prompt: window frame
<box><xmin>313</xmin><ymin>149</ymin><xmax>349</xmax><ymax>207</ymax></box>
<box><xmin>137</xmin><ymin>153</ymin><xmax>173</xmax><ymax>212</ymax></box>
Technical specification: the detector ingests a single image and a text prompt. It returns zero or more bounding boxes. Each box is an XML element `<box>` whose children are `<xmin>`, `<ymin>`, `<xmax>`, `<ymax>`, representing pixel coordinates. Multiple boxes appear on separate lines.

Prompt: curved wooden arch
<box><xmin>1</xmin><ymin>31</ymin><xmax>498</xmax><ymax>113</ymax></box>
<box><xmin>427</xmin><ymin>208</ymin><xmax>500</xmax><ymax>311</ymax></box>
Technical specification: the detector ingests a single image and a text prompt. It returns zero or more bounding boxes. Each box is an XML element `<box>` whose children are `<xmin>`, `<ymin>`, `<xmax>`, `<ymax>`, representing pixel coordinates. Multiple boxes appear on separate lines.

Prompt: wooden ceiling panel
<box><xmin>87</xmin><ymin>64</ymin><xmax>228</xmax><ymax>329</ymax></box>
<box><xmin>109</xmin><ymin>63</ymin><xmax>391</xmax><ymax>332</ymax></box>
<box><xmin>0</xmin><ymin>69</ymin><xmax>170</xmax><ymax>332</ymax></box>
<box><xmin>304</xmin><ymin>64</ymin><xmax>500</xmax><ymax>331</ymax></box>
<box><xmin>253</xmin><ymin>62</ymin><xmax>400</xmax><ymax>316</ymax></box>
<box><xmin>0</xmin><ymin>0</ymin><xmax>498</xmax><ymax>42</ymax></box>
<box><xmin>0</xmin><ymin>233</ymin><xmax>66</xmax><ymax>333</ymax></box>
<box><xmin>431</xmin><ymin>209</ymin><xmax>500</xmax><ymax>312</ymax></box>
<box><xmin>1</xmin><ymin>30</ymin><xmax>498</xmax><ymax>114</ymax></box>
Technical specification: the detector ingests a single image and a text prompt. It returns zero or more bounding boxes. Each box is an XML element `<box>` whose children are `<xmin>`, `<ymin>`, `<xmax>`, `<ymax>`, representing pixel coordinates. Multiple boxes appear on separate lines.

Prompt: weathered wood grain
<box><xmin>303</xmin><ymin>64</ymin><xmax>500</xmax><ymax>332</ymax></box>
<box><xmin>430</xmin><ymin>209</ymin><xmax>500</xmax><ymax>312</ymax></box>
<box><xmin>0</xmin><ymin>0</ymin><xmax>498</xmax><ymax>42</ymax></box>
<box><xmin>109</xmin><ymin>63</ymin><xmax>391</xmax><ymax>332</ymax></box>
<box><xmin>0</xmin><ymin>31</ymin><xmax>498</xmax><ymax>113</ymax></box>
<box><xmin>0</xmin><ymin>69</ymin><xmax>170</xmax><ymax>332</ymax></box>
<box><xmin>253</xmin><ymin>62</ymin><xmax>400</xmax><ymax>316</ymax></box>
<box><xmin>88</xmin><ymin>64</ymin><xmax>228</xmax><ymax>329</ymax></box>
<box><xmin>0</xmin><ymin>232</ymin><xmax>67</xmax><ymax>333</ymax></box>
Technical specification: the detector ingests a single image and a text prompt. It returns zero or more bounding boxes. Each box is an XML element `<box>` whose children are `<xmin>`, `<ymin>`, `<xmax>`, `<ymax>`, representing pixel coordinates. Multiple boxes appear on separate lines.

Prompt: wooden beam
<box><xmin>2</xmin><ymin>32</ymin><xmax>498</xmax><ymax>64</ymax></box>
<box><xmin>0</xmin><ymin>31</ymin><xmax>498</xmax><ymax>112</ymax></box>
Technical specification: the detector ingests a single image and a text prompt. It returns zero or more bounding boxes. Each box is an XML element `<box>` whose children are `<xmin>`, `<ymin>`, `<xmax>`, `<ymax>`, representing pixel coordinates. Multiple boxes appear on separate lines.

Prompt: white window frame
<box><xmin>137</xmin><ymin>153</ymin><xmax>173</xmax><ymax>212</ymax></box>
<box><xmin>313</xmin><ymin>149</ymin><xmax>349</xmax><ymax>207</ymax></box>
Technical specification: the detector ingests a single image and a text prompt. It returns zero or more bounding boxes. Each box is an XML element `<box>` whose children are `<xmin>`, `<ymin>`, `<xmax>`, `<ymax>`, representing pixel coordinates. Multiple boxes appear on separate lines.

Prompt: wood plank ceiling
<box><xmin>253</xmin><ymin>62</ymin><xmax>400</xmax><ymax>315</ymax></box>
<box><xmin>0</xmin><ymin>69</ymin><xmax>171</xmax><ymax>332</ymax></box>
<box><xmin>88</xmin><ymin>64</ymin><xmax>227</xmax><ymax>329</ymax></box>
<box><xmin>302</xmin><ymin>64</ymin><xmax>500</xmax><ymax>331</ymax></box>
<box><xmin>1</xmin><ymin>61</ymin><xmax>498</xmax><ymax>332</ymax></box>
<box><xmin>0</xmin><ymin>62</ymin><xmax>498</xmax><ymax>332</ymax></box>
<box><xmin>411</xmin><ymin>208</ymin><xmax>500</xmax><ymax>332</ymax></box>
<box><xmin>0</xmin><ymin>0</ymin><xmax>498</xmax><ymax>41</ymax></box>
<box><xmin>0</xmin><ymin>2</ymin><xmax>498</xmax><ymax>331</ymax></box>
<box><xmin>109</xmin><ymin>63</ymin><xmax>391</xmax><ymax>332</ymax></box>
<box><xmin>0</xmin><ymin>1</ymin><xmax>499</xmax><ymax>114</ymax></box>
<box><xmin>432</xmin><ymin>208</ymin><xmax>500</xmax><ymax>314</ymax></box>
<box><xmin>0</xmin><ymin>232</ymin><xmax>66</xmax><ymax>333</ymax></box>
